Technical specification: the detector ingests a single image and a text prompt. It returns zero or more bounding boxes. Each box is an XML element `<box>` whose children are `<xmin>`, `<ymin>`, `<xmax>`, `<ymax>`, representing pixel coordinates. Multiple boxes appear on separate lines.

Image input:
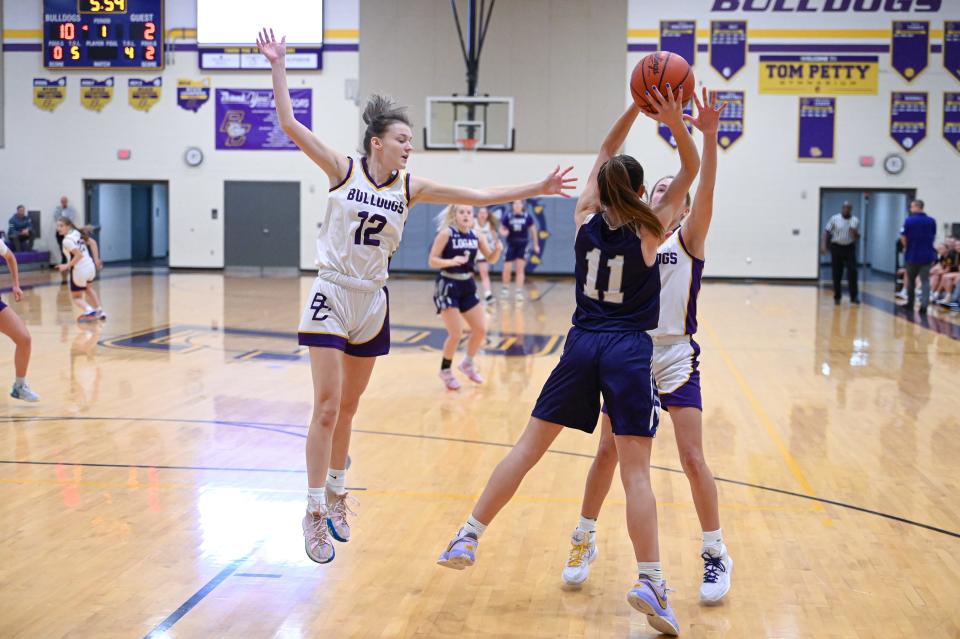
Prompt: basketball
<box><xmin>630</xmin><ymin>51</ymin><xmax>695</xmax><ymax>114</ymax></box>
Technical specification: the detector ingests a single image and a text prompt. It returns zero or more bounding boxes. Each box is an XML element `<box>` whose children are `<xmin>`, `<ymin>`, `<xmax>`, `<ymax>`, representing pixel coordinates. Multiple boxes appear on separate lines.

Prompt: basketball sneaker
<box><xmin>484</xmin><ymin>291</ymin><xmax>494</xmax><ymax>304</ymax></box>
<box><xmin>561</xmin><ymin>530</ymin><xmax>597</xmax><ymax>586</ymax></box>
<box><xmin>326</xmin><ymin>489</ymin><xmax>357</xmax><ymax>543</ymax></box>
<box><xmin>500</xmin><ymin>288</ymin><xmax>510</xmax><ymax>299</ymax></box>
<box><xmin>78</xmin><ymin>310</ymin><xmax>99</xmax><ymax>323</ymax></box>
<box><xmin>515</xmin><ymin>290</ymin><xmax>525</xmax><ymax>302</ymax></box>
<box><xmin>439</xmin><ymin>369</ymin><xmax>461</xmax><ymax>391</ymax></box>
<box><xmin>10</xmin><ymin>382</ymin><xmax>39</xmax><ymax>402</ymax></box>
<box><xmin>302</xmin><ymin>509</ymin><xmax>335</xmax><ymax>564</ymax></box>
<box><xmin>700</xmin><ymin>548</ymin><xmax>733</xmax><ymax>604</ymax></box>
<box><xmin>458</xmin><ymin>360</ymin><xmax>484</xmax><ymax>384</ymax></box>
<box><xmin>437</xmin><ymin>530</ymin><xmax>478</xmax><ymax>570</ymax></box>
<box><xmin>97</xmin><ymin>309</ymin><xmax>107</xmax><ymax>321</ymax></box>
<box><xmin>627</xmin><ymin>578</ymin><xmax>680</xmax><ymax>636</ymax></box>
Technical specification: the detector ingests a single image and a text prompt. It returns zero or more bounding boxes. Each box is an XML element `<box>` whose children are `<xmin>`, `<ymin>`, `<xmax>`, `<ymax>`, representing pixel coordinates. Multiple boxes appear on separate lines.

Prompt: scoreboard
<box><xmin>43</xmin><ymin>0</ymin><xmax>163</xmax><ymax>70</ymax></box>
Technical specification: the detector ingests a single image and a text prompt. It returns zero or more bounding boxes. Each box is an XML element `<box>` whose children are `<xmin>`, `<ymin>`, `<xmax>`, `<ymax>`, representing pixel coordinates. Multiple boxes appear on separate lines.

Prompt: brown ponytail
<box><xmin>597</xmin><ymin>155</ymin><xmax>664</xmax><ymax>241</ymax></box>
<box><xmin>361</xmin><ymin>95</ymin><xmax>411</xmax><ymax>155</ymax></box>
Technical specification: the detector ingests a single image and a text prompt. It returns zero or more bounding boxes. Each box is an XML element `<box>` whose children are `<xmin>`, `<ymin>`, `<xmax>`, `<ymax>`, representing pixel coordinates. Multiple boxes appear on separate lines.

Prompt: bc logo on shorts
<box><xmin>311</xmin><ymin>293</ymin><xmax>331</xmax><ymax>321</ymax></box>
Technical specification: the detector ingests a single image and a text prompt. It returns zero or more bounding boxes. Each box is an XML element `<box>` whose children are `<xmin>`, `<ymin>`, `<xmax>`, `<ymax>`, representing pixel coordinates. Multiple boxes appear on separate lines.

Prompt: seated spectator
<box><xmin>934</xmin><ymin>238</ymin><xmax>960</xmax><ymax>305</ymax></box>
<box><xmin>7</xmin><ymin>206</ymin><xmax>34</xmax><ymax>252</ymax></box>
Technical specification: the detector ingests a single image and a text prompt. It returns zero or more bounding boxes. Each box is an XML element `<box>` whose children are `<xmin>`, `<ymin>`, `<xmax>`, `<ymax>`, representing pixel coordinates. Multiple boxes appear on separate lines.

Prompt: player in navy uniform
<box><xmin>438</xmin><ymin>85</ymin><xmax>700</xmax><ymax>636</ymax></box>
<box><xmin>429</xmin><ymin>204</ymin><xmax>502</xmax><ymax>390</ymax></box>
<box><xmin>561</xmin><ymin>89</ymin><xmax>733</xmax><ymax>605</ymax></box>
<box><xmin>499</xmin><ymin>200</ymin><xmax>540</xmax><ymax>301</ymax></box>
<box><xmin>258</xmin><ymin>28</ymin><xmax>575</xmax><ymax>565</ymax></box>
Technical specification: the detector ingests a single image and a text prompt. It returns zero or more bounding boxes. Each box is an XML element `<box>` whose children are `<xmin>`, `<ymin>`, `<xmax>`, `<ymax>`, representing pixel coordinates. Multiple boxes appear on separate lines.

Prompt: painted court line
<box><xmin>143</xmin><ymin>543</ymin><xmax>261</xmax><ymax>638</ymax></box>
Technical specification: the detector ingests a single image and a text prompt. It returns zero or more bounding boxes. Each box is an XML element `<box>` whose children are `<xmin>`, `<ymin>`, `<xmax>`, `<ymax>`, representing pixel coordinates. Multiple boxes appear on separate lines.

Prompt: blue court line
<box><xmin>860</xmin><ymin>291</ymin><xmax>960</xmax><ymax>340</ymax></box>
<box><xmin>1</xmin><ymin>414</ymin><xmax>957</xmax><ymax>539</ymax></box>
<box><xmin>143</xmin><ymin>544</ymin><xmax>261</xmax><ymax>639</ymax></box>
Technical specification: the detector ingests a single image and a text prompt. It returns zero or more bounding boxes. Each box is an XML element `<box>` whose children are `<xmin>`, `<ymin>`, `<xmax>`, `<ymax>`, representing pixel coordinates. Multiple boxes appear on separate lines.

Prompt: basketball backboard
<box><xmin>424</xmin><ymin>96</ymin><xmax>515</xmax><ymax>151</ymax></box>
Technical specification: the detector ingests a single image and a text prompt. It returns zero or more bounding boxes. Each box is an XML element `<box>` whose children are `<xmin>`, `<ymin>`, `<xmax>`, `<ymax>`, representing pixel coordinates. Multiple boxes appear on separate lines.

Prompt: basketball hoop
<box><xmin>456</xmin><ymin>137</ymin><xmax>479</xmax><ymax>154</ymax></box>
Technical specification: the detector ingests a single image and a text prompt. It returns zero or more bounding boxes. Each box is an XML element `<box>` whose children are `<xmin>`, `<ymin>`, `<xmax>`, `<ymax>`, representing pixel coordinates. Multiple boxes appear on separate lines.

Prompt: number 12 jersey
<box><xmin>317</xmin><ymin>156</ymin><xmax>411</xmax><ymax>289</ymax></box>
<box><xmin>573</xmin><ymin>213</ymin><xmax>660</xmax><ymax>332</ymax></box>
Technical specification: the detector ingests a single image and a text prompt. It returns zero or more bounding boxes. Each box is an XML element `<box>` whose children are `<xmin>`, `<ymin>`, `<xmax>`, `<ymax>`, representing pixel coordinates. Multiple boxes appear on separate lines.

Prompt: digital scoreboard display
<box><xmin>43</xmin><ymin>0</ymin><xmax>164</xmax><ymax>70</ymax></box>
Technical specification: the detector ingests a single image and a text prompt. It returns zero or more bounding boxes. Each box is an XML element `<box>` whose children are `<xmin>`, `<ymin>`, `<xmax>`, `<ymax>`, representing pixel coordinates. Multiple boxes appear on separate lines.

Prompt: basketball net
<box><xmin>456</xmin><ymin>137</ymin><xmax>479</xmax><ymax>157</ymax></box>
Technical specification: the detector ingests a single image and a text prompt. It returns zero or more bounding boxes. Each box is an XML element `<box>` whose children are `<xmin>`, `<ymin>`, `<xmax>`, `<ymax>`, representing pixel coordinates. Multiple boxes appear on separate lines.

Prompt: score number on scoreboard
<box><xmin>43</xmin><ymin>0</ymin><xmax>164</xmax><ymax>69</ymax></box>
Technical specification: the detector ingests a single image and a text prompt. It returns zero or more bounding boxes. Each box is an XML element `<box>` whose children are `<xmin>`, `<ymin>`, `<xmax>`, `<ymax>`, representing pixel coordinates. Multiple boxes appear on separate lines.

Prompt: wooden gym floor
<box><xmin>0</xmin><ymin>268</ymin><xmax>957</xmax><ymax>638</ymax></box>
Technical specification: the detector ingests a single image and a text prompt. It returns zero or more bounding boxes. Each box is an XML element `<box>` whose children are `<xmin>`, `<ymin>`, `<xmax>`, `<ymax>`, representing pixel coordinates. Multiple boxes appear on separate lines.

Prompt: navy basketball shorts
<box><xmin>297</xmin><ymin>274</ymin><xmax>390</xmax><ymax>357</ymax></box>
<box><xmin>532</xmin><ymin>327</ymin><xmax>661</xmax><ymax>437</ymax></box>
<box><xmin>505</xmin><ymin>241</ymin><xmax>528</xmax><ymax>262</ymax></box>
<box><xmin>433</xmin><ymin>276</ymin><xmax>480</xmax><ymax>314</ymax></box>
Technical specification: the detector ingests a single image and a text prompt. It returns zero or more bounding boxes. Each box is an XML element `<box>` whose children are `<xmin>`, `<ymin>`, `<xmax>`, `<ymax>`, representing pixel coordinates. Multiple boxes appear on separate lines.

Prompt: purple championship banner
<box><xmin>713</xmin><ymin>90</ymin><xmax>744</xmax><ymax>150</ymax></box>
<box><xmin>660</xmin><ymin>20</ymin><xmax>697</xmax><ymax>66</ymax></box>
<box><xmin>942</xmin><ymin>92</ymin><xmax>960</xmax><ymax>153</ymax></box>
<box><xmin>798</xmin><ymin>97</ymin><xmax>835</xmax><ymax>161</ymax></box>
<box><xmin>215</xmin><ymin>88</ymin><xmax>312</xmax><ymax>151</ymax></box>
<box><xmin>891</xmin><ymin>21</ymin><xmax>929</xmax><ymax>82</ymax></box>
<box><xmin>946</xmin><ymin>22</ymin><xmax>960</xmax><ymax>84</ymax></box>
<box><xmin>658</xmin><ymin>103</ymin><xmax>694</xmax><ymax>149</ymax></box>
<box><xmin>710</xmin><ymin>21</ymin><xmax>747</xmax><ymax>80</ymax></box>
<box><xmin>890</xmin><ymin>92</ymin><xmax>927</xmax><ymax>152</ymax></box>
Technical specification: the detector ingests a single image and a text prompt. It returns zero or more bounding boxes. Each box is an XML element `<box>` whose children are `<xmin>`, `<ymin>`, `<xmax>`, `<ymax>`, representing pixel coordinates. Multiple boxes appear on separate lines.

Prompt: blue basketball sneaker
<box><xmin>627</xmin><ymin>577</ymin><xmax>680</xmax><ymax>636</ymax></box>
<box><xmin>436</xmin><ymin>530</ymin><xmax>478</xmax><ymax>570</ymax></box>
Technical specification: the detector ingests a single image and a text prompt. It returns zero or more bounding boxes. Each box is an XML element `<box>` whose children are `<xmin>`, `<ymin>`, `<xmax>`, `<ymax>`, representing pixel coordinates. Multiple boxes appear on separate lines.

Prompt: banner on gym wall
<box><xmin>710</xmin><ymin>21</ymin><xmax>747</xmax><ymax>81</ymax></box>
<box><xmin>80</xmin><ymin>78</ymin><xmax>114</xmax><ymax>113</ymax></box>
<box><xmin>759</xmin><ymin>56</ymin><xmax>878</xmax><ymax>95</ymax></box>
<box><xmin>714</xmin><ymin>90</ymin><xmax>744</xmax><ymax>150</ymax></box>
<box><xmin>942</xmin><ymin>92</ymin><xmax>960</xmax><ymax>153</ymax></box>
<box><xmin>660</xmin><ymin>20</ymin><xmax>696</xmax><ymax>66</ymax></box>
<box><xmin>890</xmin><ymin>92</ymin><xmax>927</xmax><ymax>152</ymax></box>
<box><xmin>798</xmin><ymin>97</ymin><xmax>835</xmax><ymax>162</ymax></box>
<box><xmin>33</xmin><ymin>77</ymin><xmax>66</xmax><ymax>112</ymax></box>
<box><xmin>177</xmin><ymin>78</ymin><xmax>211</xmax><ymax>113</ymax></box>
<box><xmin>891</xmin><ymin>21</ymin><xmax>929</xmax><ymax>82</ymax></box>
<box><xmin>658</xmin><ymin>103</ymin><xmax>694</xmax><ymax>149</ymax></box>
<box><xmin>945</xmin><ymin>22</ymin><xmax>960</xmax><ymax>84</ymax></box>
<box><xmin>128</xmin><ymin>78</ymin><xmax>162</xmax><ymax>112</ymax></box>
<box><xmin>215</xmin><ymin>88</ymin><xmax>312</xmax><ymax>150</ymax></box>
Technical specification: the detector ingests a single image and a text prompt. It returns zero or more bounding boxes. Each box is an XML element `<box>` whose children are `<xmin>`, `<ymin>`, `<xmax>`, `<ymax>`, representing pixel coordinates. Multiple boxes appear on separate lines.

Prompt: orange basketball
<box><xmin>630</xmin><ymin>51</ymin><xmax>695</xmax><ymax>115</ymax></box>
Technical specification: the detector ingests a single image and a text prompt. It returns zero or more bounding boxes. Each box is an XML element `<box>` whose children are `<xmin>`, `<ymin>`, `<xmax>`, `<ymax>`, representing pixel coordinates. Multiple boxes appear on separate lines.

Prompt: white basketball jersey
<box><xmin>649</xmin><ymin>229</ymin><xmax>705</xmax><ymax>337</ymax></box>
<box><xmin>61</xmin><ymin>229</ymin><xmax>93</xmax><ymax>263</ymax></box>
<box><xmin>316</xmin><ymin>156</ymin><xmax>410</xmax><ymax>288</ymax></box>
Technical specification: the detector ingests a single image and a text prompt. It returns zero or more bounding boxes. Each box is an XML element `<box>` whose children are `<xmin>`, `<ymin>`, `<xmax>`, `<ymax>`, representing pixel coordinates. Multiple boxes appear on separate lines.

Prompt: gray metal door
<box><xmin>225</xmin><ymin>181</ymin><xmax>300</xmax><ymax>268</ymax></box>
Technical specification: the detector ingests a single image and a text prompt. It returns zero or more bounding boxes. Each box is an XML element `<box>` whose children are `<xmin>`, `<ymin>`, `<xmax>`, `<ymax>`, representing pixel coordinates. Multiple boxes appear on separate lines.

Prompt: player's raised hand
<box><xmin>541</xmin><ymin>165</ymin><xmax>577</xmax><ymax>198</ymax></box>
<box><xmin>642</xmin><ymin>85</ymin><xmax>685</xmax><ymax>129</ymax></box>
<box><xmin>683</xmin><ymin>87</ymin><xmax>727</xmax><ymax>135</ymax></box>
<box><xmin>256</xmin><ymin>28</ymin><xmax>286</xmax><ymax>65</ymax></box>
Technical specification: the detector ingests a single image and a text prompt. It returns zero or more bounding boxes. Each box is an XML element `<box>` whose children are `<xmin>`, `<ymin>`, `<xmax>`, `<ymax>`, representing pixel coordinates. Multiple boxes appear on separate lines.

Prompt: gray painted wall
<box><xmin>359</xmin><ymin>0</ymin><xmax>626</xmax><ymax>153</ymax></box>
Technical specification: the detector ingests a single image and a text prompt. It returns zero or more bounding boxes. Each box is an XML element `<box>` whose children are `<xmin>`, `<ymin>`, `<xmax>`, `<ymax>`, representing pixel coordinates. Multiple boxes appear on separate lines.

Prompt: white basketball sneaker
<box><xmin>325</xmin><ymin>489</ymin><xmax>358</xmax><ymax>543</ymax></box>
<box><xmin>699</xmin><ymin>547</ymin><xmax>732</xmax><ymax>603</ymax></box>
<box><xmin>302</xmin><ymin>509</ymin><xmax>335</xmax><ymax>564</ymax></box>
<box><xmin>562</xmin><ymin>530</ymin><xmax>598</xmax><ymax>586</ymax></box>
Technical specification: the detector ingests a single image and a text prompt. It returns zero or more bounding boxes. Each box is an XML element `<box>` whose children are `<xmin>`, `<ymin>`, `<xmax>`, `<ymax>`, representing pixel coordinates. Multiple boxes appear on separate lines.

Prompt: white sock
<box><xmin>702</xmin><ymin>528</ymin><xmax>724</xmax><ymax>555</ymax></box>
<box><xmin>83</xmin><ymin>303</ymin><xmax>94</xmax><ymax>313</ymax></box>
<box><xmin>14</xmin><ymin>377</ymin><xmax>25</xmax><ymax>386</ymax></box>
<box><xmin>637</xmin><ymin>562</ymin><xmax>663</xmax><ymax>585</ymax></box>
<box><xmin>577</xmin><ymin>516</ymin><xmax>597</xmax><ymax>534</ymax></box>
<box><xmin>461</xmin><ymin>515</ymin><xmax>487</xmax><ymax>539</ymax></box>
<box><xmin>463</xmin><ymin>354</ymin><xmax>474</xmax><ymax>366</ymax></box>
<box><xmin>326</xmin><ymin>468</ymin><xmax>346</xmax><ymax>495</ymax></box>
<box><xmin>307</xmin><ymin>487</ymin><xmax>326</xmax><ymax>513</ymax></box>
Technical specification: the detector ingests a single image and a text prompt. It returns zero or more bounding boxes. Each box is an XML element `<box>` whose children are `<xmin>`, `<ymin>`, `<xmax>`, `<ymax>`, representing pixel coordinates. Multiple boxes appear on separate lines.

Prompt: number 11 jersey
<box><xmin>317</xmin><ymin>156</ymin><xmax>411</xmax><ymax>290</ymax></box>
<box><xmin>573</xmin><ymin>213</ymin><xmax>660</xmax><ymax>332</ymax></box>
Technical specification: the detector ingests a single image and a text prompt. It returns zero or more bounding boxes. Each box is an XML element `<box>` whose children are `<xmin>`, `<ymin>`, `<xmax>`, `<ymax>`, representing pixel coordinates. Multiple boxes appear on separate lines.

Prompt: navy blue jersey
<box><xmin>440</xmin><ymin>226</ymin><xmax>479</xmax><ymax>274</ymax></box>
<box><xmin>502</xmin><ymin>211</ymin><xmax>535</xmax><ymax>244</ymax></box>
<box><xmin>572</xmin><ymin>213</ymin><xmax>660</xmax><ymax>331</ymax></box>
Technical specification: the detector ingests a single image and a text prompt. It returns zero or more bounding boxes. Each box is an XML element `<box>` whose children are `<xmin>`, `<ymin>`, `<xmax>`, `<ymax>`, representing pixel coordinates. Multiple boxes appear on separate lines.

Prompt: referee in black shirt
<box><xmin>822</xmin><ymin>202</ymin><xmax>861</xmax><ymax>304</ymax></box>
